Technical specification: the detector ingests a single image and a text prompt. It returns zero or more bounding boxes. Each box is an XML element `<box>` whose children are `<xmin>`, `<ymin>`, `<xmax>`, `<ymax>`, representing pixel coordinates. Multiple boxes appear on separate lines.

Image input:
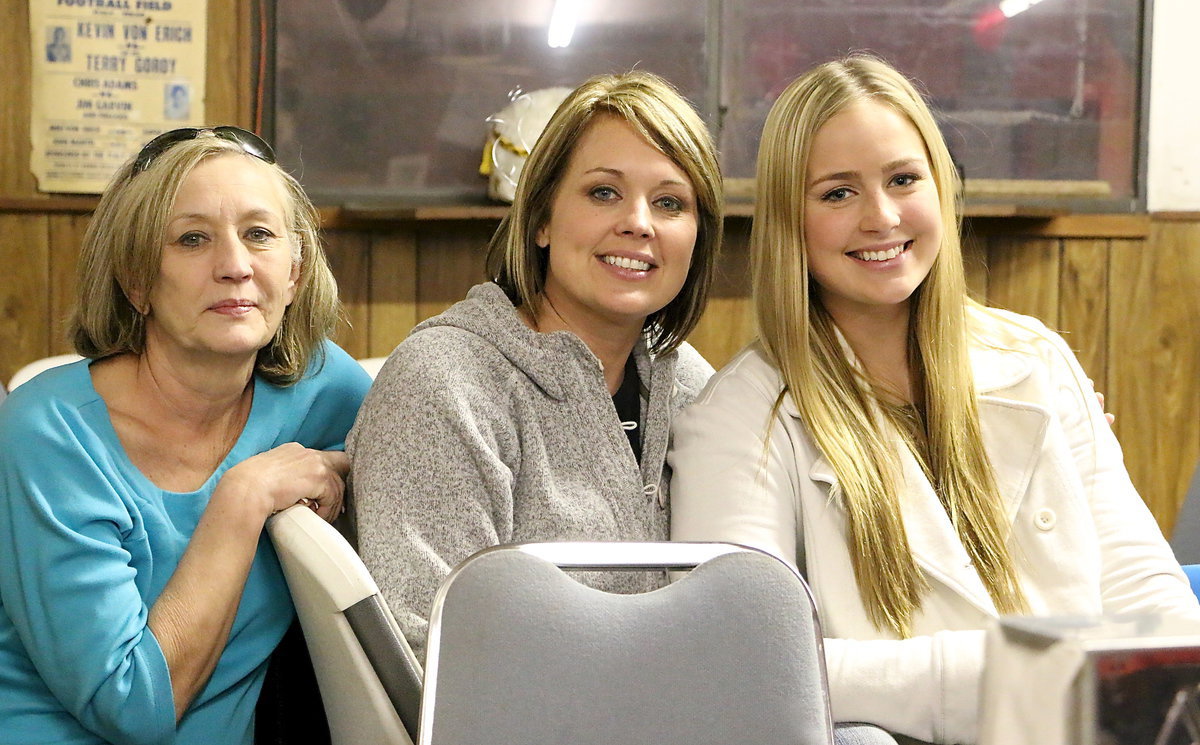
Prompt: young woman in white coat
<box><xmin>669</xmin><ymin>54</ymin><xmax>1200</xmax><ymax>745</ymax></box>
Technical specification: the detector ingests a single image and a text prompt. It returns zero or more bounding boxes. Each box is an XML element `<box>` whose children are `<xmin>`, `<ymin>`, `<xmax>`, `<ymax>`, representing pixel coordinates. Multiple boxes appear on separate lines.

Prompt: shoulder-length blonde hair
<box><xmin>752</xmin><ymin>54</ymin><xmax>1026</xmax><ymax>636</ymax></box>
<box><xmin>486</xmin><ymin>70</ymin><xmax>724</xmax><ymax>354</ymax></box>
<box><xmin>69</xmin><ymin>132</ymin><xmax>341</xmax><ymax>385</ymax></box>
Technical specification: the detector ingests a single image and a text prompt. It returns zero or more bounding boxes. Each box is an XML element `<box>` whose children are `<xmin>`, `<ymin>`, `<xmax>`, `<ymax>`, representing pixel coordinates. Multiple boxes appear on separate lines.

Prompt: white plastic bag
<box><xmin>480</xmin><ymin>87</ymin><xmax>572</xmax><ymax>203</ymax></box>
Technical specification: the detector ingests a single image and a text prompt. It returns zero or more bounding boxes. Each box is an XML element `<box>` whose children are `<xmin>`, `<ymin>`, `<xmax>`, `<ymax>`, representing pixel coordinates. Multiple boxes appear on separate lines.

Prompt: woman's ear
<box><xmin>285</xmin><ymin>260</ymin><xmax>301</xmax><ymax>306</ymax></box>
<box><xmin>124</xmin><ymin>285</ymin><xmax>149</xmax><ymax>315</ymax></box>
<box><xmin>535</xmin><ymin>224</ymin><xmax>549</xmax><ymax>249</ymax></box>
<box><xmin>284</xmin><ymin>239</ymin><xmax>302</xmax><ymax>306</ymax></box>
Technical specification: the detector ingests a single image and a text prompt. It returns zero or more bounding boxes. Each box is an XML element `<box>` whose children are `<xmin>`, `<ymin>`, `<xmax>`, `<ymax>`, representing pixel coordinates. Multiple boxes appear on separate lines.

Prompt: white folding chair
<box><xmin>267</xmin><ymin>505</ymin><xmax>421</xmax><ymax>745</ymax></box>
<box><xmin>419</xmin><ymin>541</ymin><xmax>835</xmax><ymax>745</ymax></box>
<box><xmin>8</xmin><ymin>353</ymin><xmax>84</xmax><ymax>390</ymax></box>
<box><xmin>357</xmin><ymin>356</ymin><xmax>388</xmax><ymax>379</ymax></box>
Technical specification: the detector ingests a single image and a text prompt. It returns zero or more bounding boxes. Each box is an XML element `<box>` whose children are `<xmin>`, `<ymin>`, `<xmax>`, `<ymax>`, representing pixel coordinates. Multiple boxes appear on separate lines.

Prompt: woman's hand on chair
<box><xmin>224</xmin><ymin>444</ymin><xmax>349</xmax><ymax>524</ymax></box>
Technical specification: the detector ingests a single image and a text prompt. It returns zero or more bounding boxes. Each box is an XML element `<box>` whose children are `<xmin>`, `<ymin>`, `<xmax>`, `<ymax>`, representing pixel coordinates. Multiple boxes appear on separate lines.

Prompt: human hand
<box><xmin>223</xmin><ymin>443</ymin><xmax>350</xmax><ymax>523</ymax></box>
<box><xmin>1090</xmin><ymin>382</ymin><xmax>1115</xmax><ymax>426</ymax></box>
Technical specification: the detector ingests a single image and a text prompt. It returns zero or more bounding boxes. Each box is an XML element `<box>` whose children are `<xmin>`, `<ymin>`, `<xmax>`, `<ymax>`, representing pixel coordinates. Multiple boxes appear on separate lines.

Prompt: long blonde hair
<box><xmin>752</xmin><ymin>54</ymin><xmax>1026</xmax><ymax>636</ymax></box>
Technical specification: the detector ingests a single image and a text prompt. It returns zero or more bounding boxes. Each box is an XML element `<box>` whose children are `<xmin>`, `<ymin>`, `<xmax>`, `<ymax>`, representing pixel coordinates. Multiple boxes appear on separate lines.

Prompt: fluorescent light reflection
<box><xmin>547</xmin><ymin>0</ymin><xmax>581</xmax><ymax>48</ymax></box>
<box><xmin>999</xmin><ymin>0</ymin><xmax>1047</xmax><ymax>19</ymax></box>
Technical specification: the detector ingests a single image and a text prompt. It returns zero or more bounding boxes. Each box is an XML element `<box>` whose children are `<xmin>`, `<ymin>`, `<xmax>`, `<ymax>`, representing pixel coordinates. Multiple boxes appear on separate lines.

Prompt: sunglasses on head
<box><xmin>131</xmin><ymin>126</ymin><xmax>276</xmax><ymax>175</ymax></box>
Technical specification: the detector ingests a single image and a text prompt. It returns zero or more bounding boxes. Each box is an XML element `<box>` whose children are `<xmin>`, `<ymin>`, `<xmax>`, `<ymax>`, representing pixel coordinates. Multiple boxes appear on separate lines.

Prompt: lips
<box><xmin>209</xmin><ymin>299</ymin><xmax>257</xmax><ymax>312</ymax></box>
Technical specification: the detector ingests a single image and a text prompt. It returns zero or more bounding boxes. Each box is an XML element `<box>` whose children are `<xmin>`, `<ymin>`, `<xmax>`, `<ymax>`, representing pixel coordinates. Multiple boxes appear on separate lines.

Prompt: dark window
<box><xmin>273</xmin><ymin>0</ymin><xmax>1144</xmax><ymax>208</ymax></box>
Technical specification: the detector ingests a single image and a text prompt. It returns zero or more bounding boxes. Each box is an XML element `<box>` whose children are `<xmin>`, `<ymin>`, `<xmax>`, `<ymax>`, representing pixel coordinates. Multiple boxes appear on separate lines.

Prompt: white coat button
<box><xmin>1034</xmin><ymin>508</ymin><xmax>1056</xmax><ymax>531</ymax></box>
<box><xmin>643</xmin><ymin>483</ymin><xmax>659</xmax><ymax>497</ymax></box>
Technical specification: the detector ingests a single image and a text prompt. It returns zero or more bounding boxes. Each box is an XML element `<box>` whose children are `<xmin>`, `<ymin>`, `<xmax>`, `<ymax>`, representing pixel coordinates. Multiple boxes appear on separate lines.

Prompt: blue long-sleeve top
<box><xmin>0</xmin><ymin>341</ymin><xmax>371</xmax><ymax>745</ymax></box>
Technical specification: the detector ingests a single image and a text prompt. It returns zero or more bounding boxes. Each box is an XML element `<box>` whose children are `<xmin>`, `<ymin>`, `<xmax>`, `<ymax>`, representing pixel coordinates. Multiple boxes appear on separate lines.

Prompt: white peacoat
<box><xmin>669</xmin><ymin>306</ymin><xmax>1200</xmax><ymax>745</ymax></box>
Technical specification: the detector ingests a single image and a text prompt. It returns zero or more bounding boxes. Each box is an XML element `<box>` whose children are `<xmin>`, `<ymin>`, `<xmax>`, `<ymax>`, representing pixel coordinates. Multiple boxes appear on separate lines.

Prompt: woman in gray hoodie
<box><xmin>348</xmin><ymin>71</ymin><xmax>721</xmax><ymax>658</ymax></box>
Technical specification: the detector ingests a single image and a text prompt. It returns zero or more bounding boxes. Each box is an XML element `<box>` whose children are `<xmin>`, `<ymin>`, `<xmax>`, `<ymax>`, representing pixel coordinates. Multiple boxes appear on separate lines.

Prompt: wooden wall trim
<box><xmin>968</xmin><ymin>215</ymin><xmax>1150</xmax><ymax>239</ymax></box>
<box><xmin>0</xmin><ymin>197</ymin><xmax>99</xmax><ymax>214</ymax></box>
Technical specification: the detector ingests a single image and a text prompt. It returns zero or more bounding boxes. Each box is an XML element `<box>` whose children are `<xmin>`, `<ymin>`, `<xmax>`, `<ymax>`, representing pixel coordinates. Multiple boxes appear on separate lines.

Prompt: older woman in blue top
<box><xmin>0</xmin><ymin>128</ymin><xmax>371</xmax><ymax>745</ymax></box>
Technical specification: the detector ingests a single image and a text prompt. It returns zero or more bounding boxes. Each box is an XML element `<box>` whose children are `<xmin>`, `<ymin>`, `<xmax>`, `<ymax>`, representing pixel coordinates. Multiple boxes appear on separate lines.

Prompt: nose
<box><xmin>617</xmin><ymin>197</ymin><xmax>655</xmax><ymax>239</ymax></box>
<box><xmin>859</xmin><ymin>190</ymin><xmax>901</xmax><ymax>234</ymax></box>
<box><xmin>214</xmin><ymin>231</ymin><xmax>253</xmax><ymax>282</ymax></box>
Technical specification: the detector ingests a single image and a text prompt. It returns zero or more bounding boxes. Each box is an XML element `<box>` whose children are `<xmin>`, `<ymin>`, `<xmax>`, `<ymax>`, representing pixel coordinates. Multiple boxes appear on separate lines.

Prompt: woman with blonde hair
<box><xmin>350</xmin><ymin>70</ymin><xmax>722</xmax><ymax>659</ymax></box>
<box><xmin>0</xmin><ymin>127</ymin><xmax>371</xmax><ymax>744</ymax></box>
<box><xmin>670</xmin><ymin>54</ymin><xmax>1200</xmax><ymax>744</ymax></box>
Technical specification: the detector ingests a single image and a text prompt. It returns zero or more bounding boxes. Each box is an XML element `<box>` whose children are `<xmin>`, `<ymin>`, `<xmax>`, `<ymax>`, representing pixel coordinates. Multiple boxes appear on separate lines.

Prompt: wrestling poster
<box><xmin>28</xmin><ymin>0</ymin><xmax>207</xmax><ymax>193</ymax></box>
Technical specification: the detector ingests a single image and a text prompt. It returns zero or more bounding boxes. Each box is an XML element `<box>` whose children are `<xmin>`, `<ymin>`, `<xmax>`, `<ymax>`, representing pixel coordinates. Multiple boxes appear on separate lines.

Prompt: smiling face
<box><xmin>139</xmin><ymin>153</ymin><xmax>299</xmax><ymax>365</ymax></box>
<box><xmin>534</xmin><ymin>115</ymin><xmax>698</xmax><ymax>339</ymax></box>
<box><xmin>803</xmin><ymin>100</ymin><xmax>942</xmax><ymax>323</ymax></box>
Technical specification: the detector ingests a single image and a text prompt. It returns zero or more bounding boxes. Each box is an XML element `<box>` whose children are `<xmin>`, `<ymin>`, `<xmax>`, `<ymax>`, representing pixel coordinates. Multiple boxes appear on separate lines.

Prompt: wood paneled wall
<box><xmin>969</xmin><ymin>217</ymin><xmax>1200</xmax><ymax>536</ymax></box>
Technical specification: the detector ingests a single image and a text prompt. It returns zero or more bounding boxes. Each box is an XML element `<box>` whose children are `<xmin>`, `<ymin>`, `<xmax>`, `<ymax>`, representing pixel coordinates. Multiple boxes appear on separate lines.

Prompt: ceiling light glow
<box><xmin>999</xmin><ymin>0</ymin><xmax>1046</xmax><ymax>19</ymax></box>
<box><xmin>547</xmin><ymin>0</ymin><xmax>581</xmax><ymax>48</ymax></box>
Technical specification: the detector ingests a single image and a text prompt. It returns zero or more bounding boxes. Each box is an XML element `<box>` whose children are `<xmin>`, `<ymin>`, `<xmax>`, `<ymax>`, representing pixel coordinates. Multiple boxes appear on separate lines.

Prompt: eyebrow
<box><xmin>583</xmin><ymin>166</ymin><xmax>691</xmax><ymax>189</ymax></box>
<box><xmin>808</xmin><ymin>157</ymin><xmax>927</xmax><ymax>187</ymax></box>
<box><xmin>168</xmin><ymin>208</ymin><xmax>284</xmax><ymax>224</ymax></box>
<box><xmin>241</xmin><ymin>208</ymin><xmax>285</xmax><ymax>222</ymax></box>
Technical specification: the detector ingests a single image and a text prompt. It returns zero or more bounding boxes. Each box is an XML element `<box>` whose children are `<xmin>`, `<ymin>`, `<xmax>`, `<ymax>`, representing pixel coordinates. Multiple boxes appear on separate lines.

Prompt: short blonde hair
<box><xmin>486</xmin><ymin>71</ymin><xmax>724</xmax><ymax>354</ymax></box>
<box><xmin>69</xmin><ymin>133</ymin><xmax>341</xmax><ymax>385</ymax></box>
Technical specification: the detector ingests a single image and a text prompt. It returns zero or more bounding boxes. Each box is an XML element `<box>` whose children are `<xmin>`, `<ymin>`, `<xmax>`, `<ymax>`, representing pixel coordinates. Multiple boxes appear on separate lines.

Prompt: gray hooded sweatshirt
<box><xmin>347</xmin><ymin>282</ymin><xmax>714</xmax><ymax>657</ymax></box>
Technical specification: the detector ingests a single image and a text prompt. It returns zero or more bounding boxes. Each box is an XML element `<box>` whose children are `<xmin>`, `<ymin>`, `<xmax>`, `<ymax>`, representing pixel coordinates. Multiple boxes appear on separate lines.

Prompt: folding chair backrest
<box><xmin>267</xmin><ymin>505</ymin><xmax>421</xmax><ymax>745</ymax></box>
<box><xmin>419</xmin><ymin>541</ymin><xmax>834</xmax><ymax>745</ymax></box>
<box><xmin>8</xmin><ymin>353</ymin><xmax>84</xmax><ymax>391</ymax></box>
